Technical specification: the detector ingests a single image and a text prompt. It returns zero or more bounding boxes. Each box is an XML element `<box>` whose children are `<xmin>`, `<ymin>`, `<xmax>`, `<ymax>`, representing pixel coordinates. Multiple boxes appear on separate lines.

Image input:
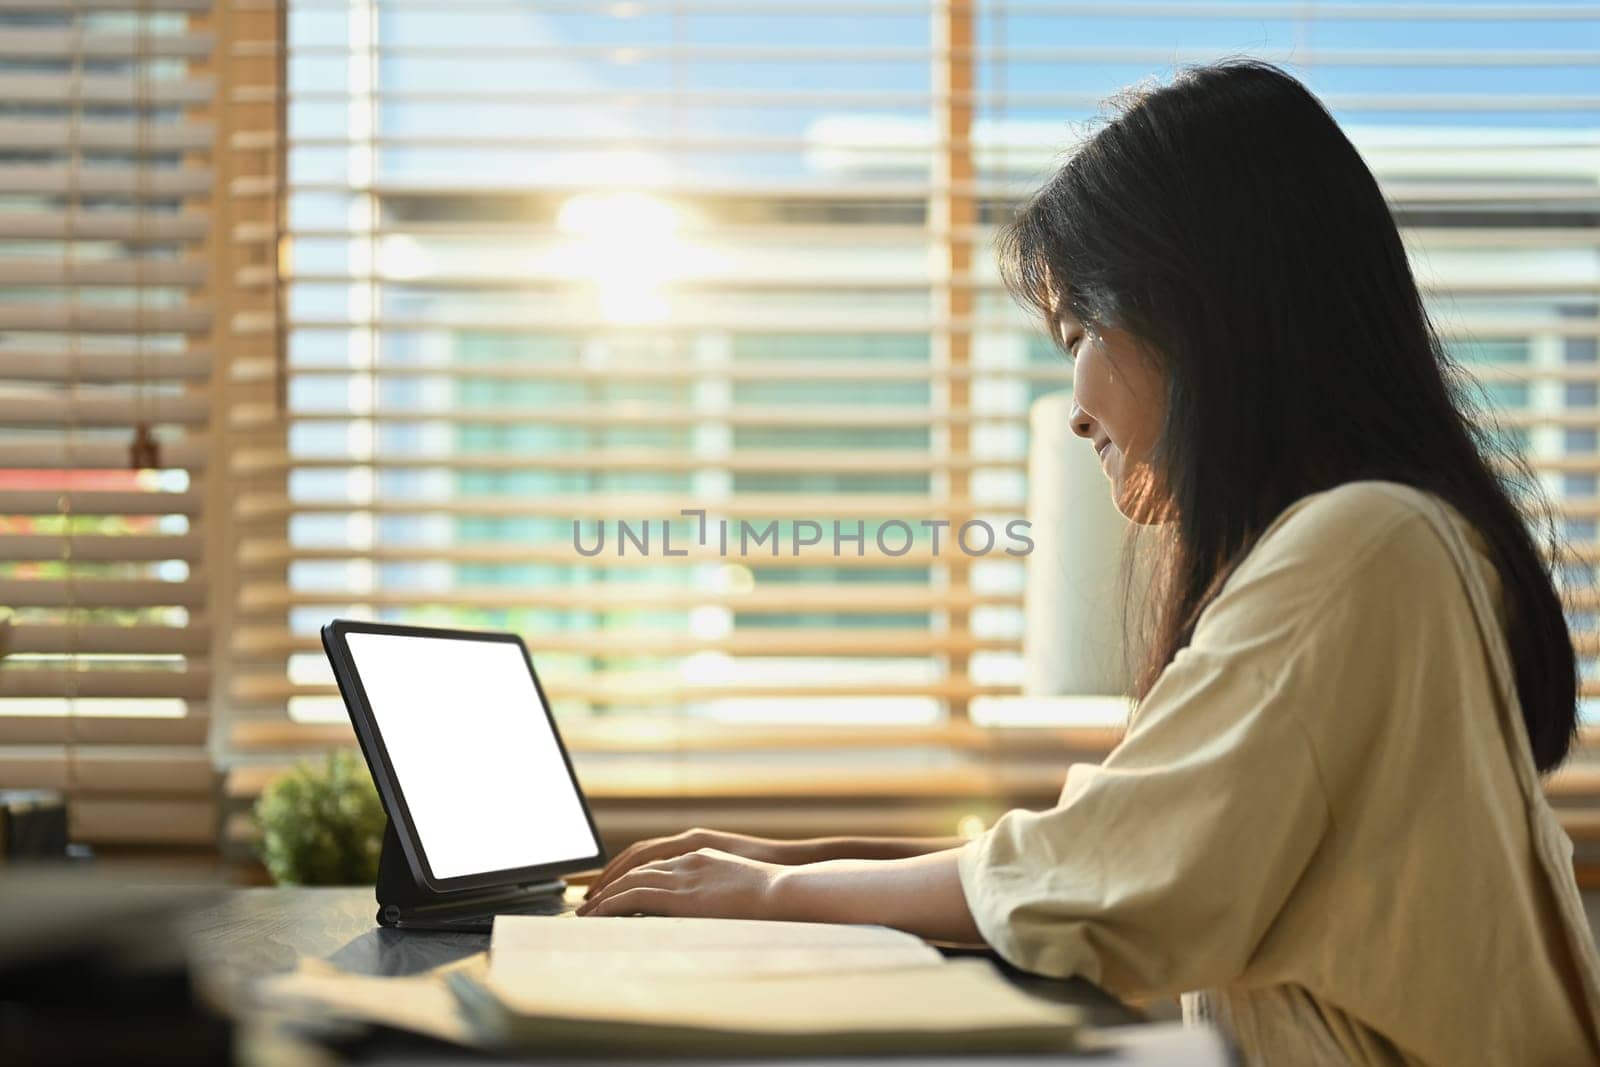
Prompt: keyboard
<box><xmin>388</xmin><ymin>894</ymin><xmax>575</xmax><ymax>932</ymax></box>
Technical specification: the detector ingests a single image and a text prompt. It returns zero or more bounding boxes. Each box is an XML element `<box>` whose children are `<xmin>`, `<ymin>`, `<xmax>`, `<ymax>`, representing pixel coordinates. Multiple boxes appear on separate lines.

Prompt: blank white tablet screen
<box><xmin>345</xmin><ymin>632</ymin><xmax>599</xmax><ymax>879</ymax></box>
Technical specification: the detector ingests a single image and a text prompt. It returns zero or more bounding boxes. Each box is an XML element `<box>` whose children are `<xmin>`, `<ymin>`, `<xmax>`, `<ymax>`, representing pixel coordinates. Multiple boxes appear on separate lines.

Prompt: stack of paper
<box><xmin>257</xmin><ymin>915</ymin><xmax>1083</xmax><ymax>1056</ymax></box>
<box><xmin>456</xmin><ymin>915</ymin><xmax>1082</xmax><ymax>1055</ymax></box>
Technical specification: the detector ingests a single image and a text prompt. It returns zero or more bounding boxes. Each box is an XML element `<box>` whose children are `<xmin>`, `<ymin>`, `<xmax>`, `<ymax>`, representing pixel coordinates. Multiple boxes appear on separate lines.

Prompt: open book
<box><xmin>448</xmin><ymin>915</ymin><xmax>1084</xmax><ymax>1055</ymax></box>
<box><xmin>255</xmin><ymin>915</ymin><xmax>1083</xmax><ymax>1056</ymax></box>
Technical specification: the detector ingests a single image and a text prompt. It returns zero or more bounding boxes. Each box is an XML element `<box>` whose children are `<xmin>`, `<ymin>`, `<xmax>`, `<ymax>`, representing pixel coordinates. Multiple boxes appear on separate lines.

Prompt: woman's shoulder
<box><xmin>1262</xmin><ymin>479</ymin><xmax>1447</xmax><ymax>551</ymax></box>
<box><xmin>1244</xmin><ymin>479</ymin><xmax>1465</xmax><ymax>586</ymax></box>
<box><xmin>1198</xmin><ymin>480</ymin><xmax>1471</xmax><ymax>649</ymax></box>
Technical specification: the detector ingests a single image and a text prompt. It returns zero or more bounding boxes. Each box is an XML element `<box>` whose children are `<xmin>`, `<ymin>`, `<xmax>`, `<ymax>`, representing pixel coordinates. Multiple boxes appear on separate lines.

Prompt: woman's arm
<box><xmin>577</xmin><ymin>843</ymin><xmax>986</xmax><ymax>946</ymax></box>
<box><xmin>784</xmin><ymin>834</ymin><xmax>969</xmax><ymax>863</ymax></box>
<box><xmin>584</xmin><ymin>828</ymin><xmax>965</xmax><ymax>899</ymax></box>
<box><xmin>771</xmin><ymin>849</ymin><xmax>986</xmax><ymax>943</ymax></box>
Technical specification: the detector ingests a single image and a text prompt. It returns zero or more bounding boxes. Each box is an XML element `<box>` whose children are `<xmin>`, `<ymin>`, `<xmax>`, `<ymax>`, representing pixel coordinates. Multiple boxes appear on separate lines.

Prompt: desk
<box><xmin>184</xmin><ymin>887</ymin><xmax>1232</xmax><ymax>1065</ymax></box>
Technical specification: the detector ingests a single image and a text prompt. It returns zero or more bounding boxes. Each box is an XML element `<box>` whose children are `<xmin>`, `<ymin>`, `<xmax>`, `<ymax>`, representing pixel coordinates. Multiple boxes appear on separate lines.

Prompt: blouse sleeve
<box><xmin>954</xmin><ymin>494</ymin><xmax>1419</xmax><ymax>1000</ymax></box>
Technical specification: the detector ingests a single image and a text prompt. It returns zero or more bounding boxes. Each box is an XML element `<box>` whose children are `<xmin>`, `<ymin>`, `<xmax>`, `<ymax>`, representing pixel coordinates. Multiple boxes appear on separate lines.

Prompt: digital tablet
<box><xmin>321</xmin><ymin>619</ymin><xmax>606</xmax><ymax>895</ymax></box>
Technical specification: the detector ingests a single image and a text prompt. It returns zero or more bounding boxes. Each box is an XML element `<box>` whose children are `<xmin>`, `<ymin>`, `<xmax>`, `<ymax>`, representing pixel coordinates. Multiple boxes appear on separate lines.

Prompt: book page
<box><xmin>490</xmin><ymin>915</ymin><xmax>942</xmax><ymax>982</ymax></box>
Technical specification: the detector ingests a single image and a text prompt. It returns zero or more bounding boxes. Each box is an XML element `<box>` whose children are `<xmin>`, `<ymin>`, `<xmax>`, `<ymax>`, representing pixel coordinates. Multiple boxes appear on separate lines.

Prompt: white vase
<box><xmin>1024</xmin><ymin>391</ymin><xmax>1144</xmax><ymax>697</ymax></box>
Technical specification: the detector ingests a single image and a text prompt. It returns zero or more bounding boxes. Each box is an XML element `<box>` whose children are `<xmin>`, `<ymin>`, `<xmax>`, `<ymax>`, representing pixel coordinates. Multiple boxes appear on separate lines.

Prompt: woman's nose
<box><xmin>1068</xmin><ymin>402</ymin><xmax>1095</xmax><ymax>440</ymax></box>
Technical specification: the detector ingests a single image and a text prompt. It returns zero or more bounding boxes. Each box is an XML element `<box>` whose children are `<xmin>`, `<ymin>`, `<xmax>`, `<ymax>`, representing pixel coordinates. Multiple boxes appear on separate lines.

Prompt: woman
<box><xmin>577</xmin><ymin>61</ymin><xmax>1600</xmax><ymax>1064</ymax></box>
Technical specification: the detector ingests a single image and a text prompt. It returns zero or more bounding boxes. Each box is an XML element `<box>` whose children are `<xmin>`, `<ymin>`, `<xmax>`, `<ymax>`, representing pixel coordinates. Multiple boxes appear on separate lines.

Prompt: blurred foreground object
<box><xmin>0</xmin><ymin>868</ymin><xmax>231</xmax><ymax>1065</ymax></box>
<box><xmin>254</xmin><ymin>749</ymin><xmax>385</xmax><ymax>885</ymax></box>
<box><xmin>0</xmin><ymin>789</ymin><xmax>68</xmax><ymax>861</ymax></box>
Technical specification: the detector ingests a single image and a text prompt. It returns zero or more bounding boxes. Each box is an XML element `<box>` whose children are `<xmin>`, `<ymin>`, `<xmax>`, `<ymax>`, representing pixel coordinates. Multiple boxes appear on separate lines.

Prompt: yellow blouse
<box><xmin>957</xmin><ymin>480</ymin><xmax>1600</xmax><ymax>1065</ymax></box>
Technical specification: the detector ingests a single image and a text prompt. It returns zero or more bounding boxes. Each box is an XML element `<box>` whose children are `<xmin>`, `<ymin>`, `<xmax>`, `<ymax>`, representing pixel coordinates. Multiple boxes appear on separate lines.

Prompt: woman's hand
<box><xmin>575</xmin><ymin>846</ymin><xmax>782</xmax><ymax>919</ymax></box>
<box><xmin>583</xmin><ymin>828</ymin><xmax>786</xmax><ymax>901</ymax></box>
<box><xmin>577</xmin><ymin>846</ymin><xmax>986</xmax><ymax>945</ymax></box>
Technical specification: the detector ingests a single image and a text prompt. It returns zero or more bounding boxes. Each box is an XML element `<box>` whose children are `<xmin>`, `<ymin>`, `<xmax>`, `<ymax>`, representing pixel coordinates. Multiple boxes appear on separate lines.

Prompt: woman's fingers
<box><xmin>577</xmin><ymin>862</ymin><xmax>681</xmax><ymax>915</ymax></box>
<box><xmin>578</xmin><ymin>885</ymin><xmax>681</xmax><ymax>918</ymax></box>
<box><xmin>587</xmin><ymin>842</ymin><xmax>648</xmax><ymax>896</ymax></box>
<box><xmin>586</xmin><ymin>831</ymin><xmax>700</xmax><ymax>898</ymax></box>
<box><xmin>588</xmin><ymin>839</ymin><xmax>667</xmax><ymax>896</ymax></box>
<box><xmin>577</xmin><ymin>848</ymin><xmax>778</xmax><ymax>921</ymax></box>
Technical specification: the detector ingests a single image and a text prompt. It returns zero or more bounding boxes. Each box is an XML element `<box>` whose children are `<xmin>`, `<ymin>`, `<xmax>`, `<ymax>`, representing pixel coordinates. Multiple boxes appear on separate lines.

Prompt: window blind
<box><xmin>222</xmin><ymin>1</ymin><xmax>1600</xmax><ymax>845</ymax></box>
<box><xmin>0</xmin><ymin>0</ymin><xmax>219</xmax><ymax>846</ymax></box>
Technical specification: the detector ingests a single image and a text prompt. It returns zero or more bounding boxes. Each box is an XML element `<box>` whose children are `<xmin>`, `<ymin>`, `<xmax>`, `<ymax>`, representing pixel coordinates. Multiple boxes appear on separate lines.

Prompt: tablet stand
<box><xmin>374</xmin><ymin>819</ymin><xmax>567</xmax><ymax>931</ymax></box>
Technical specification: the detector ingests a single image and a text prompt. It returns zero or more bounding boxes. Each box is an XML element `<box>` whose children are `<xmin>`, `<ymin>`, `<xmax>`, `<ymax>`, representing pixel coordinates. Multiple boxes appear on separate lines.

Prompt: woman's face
<box><xmin>1057</xmin><ymin>307</ymin><xmax>1168</xmax><ymax>522</ymax></box>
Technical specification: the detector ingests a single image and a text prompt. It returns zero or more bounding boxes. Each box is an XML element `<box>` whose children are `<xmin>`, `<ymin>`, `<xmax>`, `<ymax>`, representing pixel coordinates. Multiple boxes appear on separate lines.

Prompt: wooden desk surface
<box><xmin>183</xmin><ymin>887</ymin><xmax>1231</xmax><ymax>1065</ymax></box>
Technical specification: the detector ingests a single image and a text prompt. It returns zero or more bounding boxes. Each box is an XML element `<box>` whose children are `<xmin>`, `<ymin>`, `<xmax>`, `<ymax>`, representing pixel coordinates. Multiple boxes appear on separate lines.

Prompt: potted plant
<box><xmin>254</xmin><ymin>749</ymin><xmax>386</xmax><ymax>886</ymax></box>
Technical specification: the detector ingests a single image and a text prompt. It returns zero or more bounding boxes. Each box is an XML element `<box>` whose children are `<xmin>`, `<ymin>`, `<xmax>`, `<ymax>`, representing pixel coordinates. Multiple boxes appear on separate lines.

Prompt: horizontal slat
<box><xmin>0</xmin><ymin>488</ymin><xmax>202</xmax><ymax>515</ymax></box>
<box><xmin>223</xmin><ymin>761</ymin><xmax>1057</xmax><ymax>808</ymax></box>
<box><xmin>0</xmin><ymin>166</ymin><xmax>212</xmax><ymax>198</ymax></box>
<box><xmin>264</xmin><ymin>174</ymin><xmax>1600</xmax><ymax>208</ymax></box>
<box><xmin>1470</xmin><ymin>366</ymin><xmax>1600</xmax><ymax>385</ymax></box>
<box><xmin>0</xmin><ymin>348</ymin><xmax>212</xmax><ymax>382</ymax></box>
<box><xmin>0</xmin><ymin>305</ymin><xmax>211</xmax><ymax>334</ymax></box>
<box><xmin>0</xmin><ymin>0</ymin><xmax>213</xmax><ymax>12</ymax></box>
<box><xmin>241</xmin><ymin>314</ymin><xmax>1600</xmax><ymax>340</ymax></box>
<box><xmin>0</xmin><ymin>669</ymin><xmax>210</xmax><ymax>700</ymax></box>
<box><xmin>233</xmin><ymin>358</ymin><xmax>1064</xmax><ymax>385</ymax></box>
<box><xmin>221</xmin><ymin>805</ymin><xmax>985</xmax><ymax>853</ymax></box>
<box><xmin>4</xmin><ymin>623</ymin><xmax>210</xmax><ymax>655</ymax></box>
<box><xmin>70</xmin><ymin>747</ymin><xmax>215</xmax><ymax>794</ymax></box>
<box><xmin>0</xmin><ymin>118</ymin><xmax>212</xmax><ymax>153</ymax></box>
<box><xmin>233</xmin><ymin>493</ymin><xmax>995</xmax><ymax>520</ymax></box>
<box><xmin>232</xmin><ymin>677</ymin><xmax>1011</xmax><ymax>704</ymax></box>
<box><xmin>0</xmin><ymin>438</ymin><xmax>208</xmax><ymax>470</ymax></box>
<box><xmin>223</xmin><ymin>722</ymin><xmax>1600</xmax><ymax>780</ymax></box>
<box><xmin>231</xmin><ymin>449</ymin><xmax>1015</xmax><ymax>477</ymax></box>
<box><xmin>0</xmin><ymin>533</ymin><xmax>203</xmax><ymax>562</ymax></box>
<box><xmin>1405</xmin><ymin>227</ymin><xmax>1600</xmax><ymax>248</ymax></box>
<box><xmin>1482</xmin><ymin>411</ymin><xmax>1600</xmax><ymax>431</ymax></box>
<box><xmin>235</xmin><ymin>542</ymin><xmax>962</xmax><ymax>570</ymax></box>
<box><xmin>253</xmin><ymin>86</ymin><xmax>1600</xmax><ymax>115</ymax></box>
<box><xmin>0</xmin><ymin>29</ymin><xmax>212</xmax><ymax>60</ymax></box>
<box><xmin>232</xmin><ymin>405</ymin><xmax>995</xmax><ymax>429</ymax></box>
<box><xmin>256</xmin><ymin>132</ymin><xmax>970</xmax><ymax>158</ymax></box>
<box><xmin>232</xmin><ymin>406</ymin><xmax>1600</xmax><ymax>435</ymax></box>
<box><xmin>228</xmin><ymin>628</ymin><xmax>1010</xmax><ymax>658</ymax></box>
<box><xmin>0</xmin><ymin>72</ymin><xmax>213</xmax><ymax>106</ymax></box>
<box><xmin>250</xmin><ymin>127</ymin><xmax>1600</xmax><ymax>173</ymax></box>
<box><xmin>0</xmin><ymin>578</ymin><xmax>207</xmax><ymax>608</ymax></box>
<box><xmin>212</xmin><ymin>776</ymin><xmax>1600</xmax><ymax>852</ymax></box>
<box><xmin>230</xmin><ymin>356</ymin><xmax>1600</xmax><ymax>388</ymax></box>
<box><xmin>0</xmin><ymin>747</ymin><xmax>214</xmax><ymax>794</ymax></box>
<box><xmin>0</xmin><ymin>259</ymin><xmax>207</xmax><ymax>287</ymax></box>
<box><xmin>235</xmin><ymin>584</ymin><xmax>1017</xmax><ymax>612</ymax></box>
<box><xmin>226</xmin><ymin>716</ymin><xmax>1124</xmax><ymax>756</ymax></box>
<box><xmin>0</xmin><ymin>212</ymin><xmax>208</xmax><ymax>243</ymax></box>
<box><xmin>228</xmin><ymin>448</ymin><xmax>1600</xmax><ymax>481</ymax></box>
<box><xmin>70</xmin><ymin>797</ymin><xmax>215</xmax><ymax>846</ymax></box>
<box><xmin>263</xmin><ymin>40</ymin><xmax>1600</xmax><ymax>66</ymax></box>
<box><xmin>239</xmin><ymin>220</ymin><xmax>969</xmax><ymax>245</ymax></box>
<box><xmin>247</xmin><ymin>313</ymin><xmax>973</xmax><ymax>336</ymax></box>
<box><xmin>243</xmin><ymin>220</ymin><xmax>1598</xmax><ymax>247</ymax></box>
<box><xmin>0</xmin><ymin>712</ymin><xmax>207</xmax><ymax>746</ymax></box>
<box><xmin>275</xmin><ymin>269</ymin><xmax>1600</xmax><ymax>298</ymax></box>
<box><xmin>223</xmin><ymin>3</ymin><xmax>1600</xmax><ymax>23</ymax></box>
<box><xmin>0</xmin><ymin>389</ymin><xmax>210</xmax><ymax>427</ymax></box>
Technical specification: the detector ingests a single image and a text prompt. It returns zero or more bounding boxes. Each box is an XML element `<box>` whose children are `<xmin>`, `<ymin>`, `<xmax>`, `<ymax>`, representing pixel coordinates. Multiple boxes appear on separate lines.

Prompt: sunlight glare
<box><xmin>557</xmin><ymin>191</ymin><xmax>683</xmax><ymax>325</ymax></box>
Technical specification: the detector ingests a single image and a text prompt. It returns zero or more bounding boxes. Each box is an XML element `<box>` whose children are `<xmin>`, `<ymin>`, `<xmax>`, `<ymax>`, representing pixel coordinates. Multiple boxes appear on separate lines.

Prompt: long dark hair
<box><xmin>999</xmin><ymin>59</ymin><xmax>1579</xmax><ymax>773</ymax></box>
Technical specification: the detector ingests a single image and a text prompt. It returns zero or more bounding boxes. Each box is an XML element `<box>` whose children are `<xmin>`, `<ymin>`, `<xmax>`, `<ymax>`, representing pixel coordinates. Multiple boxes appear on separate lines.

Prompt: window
<box><xmin>0</xmin><ymin>0</ymin><xmax>218</xmax><ymax>846</ymax></box>
<box><xmin>221</xmin><ymin>2</ymin><xmax>1600</xmax><ymax>844</ymax></box>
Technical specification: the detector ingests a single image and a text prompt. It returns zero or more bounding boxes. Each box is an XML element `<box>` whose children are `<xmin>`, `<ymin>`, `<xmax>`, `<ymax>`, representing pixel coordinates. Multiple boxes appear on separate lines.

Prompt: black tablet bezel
<box><xmin>321</xmin><ymin>618</ymin><xmax>607</xmax><ymax>895</ymax></box>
